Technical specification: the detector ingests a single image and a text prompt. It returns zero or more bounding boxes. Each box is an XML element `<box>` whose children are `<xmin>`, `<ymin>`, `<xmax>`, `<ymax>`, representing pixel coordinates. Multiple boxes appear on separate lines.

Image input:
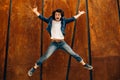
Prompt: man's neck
<box><xmin>53</xmin><ymin>20</ymin><xmax>61</xmax><ymax>22</ymax></box>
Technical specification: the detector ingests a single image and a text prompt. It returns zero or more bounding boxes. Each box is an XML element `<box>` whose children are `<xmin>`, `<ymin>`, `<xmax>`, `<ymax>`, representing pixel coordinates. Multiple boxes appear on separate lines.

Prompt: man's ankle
<box><xmin>80</xmin><ymin>60</ymin><xmax>86</xmax><ymax>65</ymax></box>
<box><xmin>34</xmin><ymin>63</ymin><xmax>39</xmax><ymax>69</ymax></box>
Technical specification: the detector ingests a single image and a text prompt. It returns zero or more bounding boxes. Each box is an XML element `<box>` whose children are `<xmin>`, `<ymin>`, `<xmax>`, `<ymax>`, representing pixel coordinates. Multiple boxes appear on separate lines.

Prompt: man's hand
<box><xmin>78</xmin><ymin>11</ymin><xmax>85</xmax><ymax>15</ymax></box>
<box><xmin>74</xmin><ymin>10</ymin><xmax>85</xmax><ymax>19</ymax></box>
<box><xmin>32</xmin><ymin>7</ymin><xmax>40</xmax><ymax>16</ymax></box>
<box><xmin>32</xmin><ymin>7</ymin><xmax>38</xmax><ymax>13</ymax></box>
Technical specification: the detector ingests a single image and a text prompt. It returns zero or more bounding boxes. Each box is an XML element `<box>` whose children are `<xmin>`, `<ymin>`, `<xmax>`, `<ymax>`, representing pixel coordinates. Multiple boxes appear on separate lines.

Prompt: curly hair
<box><xmin>52</xmin><ymin>9</ymin><xmax>64</xmax><ymax>20</ymax></box>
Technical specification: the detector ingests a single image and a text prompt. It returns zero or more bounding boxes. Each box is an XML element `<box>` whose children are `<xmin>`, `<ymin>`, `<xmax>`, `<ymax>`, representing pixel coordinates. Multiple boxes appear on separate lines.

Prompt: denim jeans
<box><xmin>36</xmin><ymin>40</ymin><xmax>83</xmax><ymax>66</ymax></box>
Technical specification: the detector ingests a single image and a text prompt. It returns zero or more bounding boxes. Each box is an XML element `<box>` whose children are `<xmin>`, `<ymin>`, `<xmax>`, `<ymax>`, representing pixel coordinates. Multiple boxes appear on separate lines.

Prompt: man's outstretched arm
<box><xmin>32</xmin><ymin>7</ymin><xmax>49</xmax><ymax>23</ymax></box>
<box><xmin>65</xmin><ymin>10</ymin><xmax>85</xmax><ymax>23</ymax></box>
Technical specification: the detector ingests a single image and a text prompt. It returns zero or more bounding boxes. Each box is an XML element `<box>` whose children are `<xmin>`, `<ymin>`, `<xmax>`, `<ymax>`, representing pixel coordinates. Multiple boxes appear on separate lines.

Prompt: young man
<box><xmin>28</xmin><ymin>7</ymin><xmax>93</xmax><ymax>76</ymax></box>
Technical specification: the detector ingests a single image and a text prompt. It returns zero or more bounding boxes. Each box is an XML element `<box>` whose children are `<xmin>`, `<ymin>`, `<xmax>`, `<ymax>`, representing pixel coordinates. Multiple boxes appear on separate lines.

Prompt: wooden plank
<box><xmin>0</xmin><ymin>0</ymin><xmax>10</xmax><ymax>80</ymax></box>
<box><xmin>5</xmin><ymin>0</ymin><xmax>41</xmax><ymax>80</ymax></box>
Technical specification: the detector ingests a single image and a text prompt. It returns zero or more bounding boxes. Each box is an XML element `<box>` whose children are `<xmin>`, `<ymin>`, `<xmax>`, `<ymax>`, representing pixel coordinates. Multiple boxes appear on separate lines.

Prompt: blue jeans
<box><xmin>36</xmin><ymin>40</ymin><xmax>83</xmax><ymax>66</ymax></box>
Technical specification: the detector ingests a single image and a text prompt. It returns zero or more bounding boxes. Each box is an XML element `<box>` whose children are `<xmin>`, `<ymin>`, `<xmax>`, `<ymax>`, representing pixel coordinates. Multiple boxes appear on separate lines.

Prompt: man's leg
<box><xmin>28</xmin><ymin>42</ymin><xmax>58</xmax><ymax>76</ymax></box>
<box><xmin>60</xmin><ymin>41</ymin><xmax>93</xmax><ymax>70</ymax></box>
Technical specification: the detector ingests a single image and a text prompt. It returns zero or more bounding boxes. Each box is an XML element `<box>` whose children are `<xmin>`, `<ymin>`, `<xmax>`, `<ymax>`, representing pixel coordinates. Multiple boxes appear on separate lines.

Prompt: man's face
<box><xmin>55</xmin><ymin>12</ymin><xmax>62</xmax><ymax>21</ymax></box>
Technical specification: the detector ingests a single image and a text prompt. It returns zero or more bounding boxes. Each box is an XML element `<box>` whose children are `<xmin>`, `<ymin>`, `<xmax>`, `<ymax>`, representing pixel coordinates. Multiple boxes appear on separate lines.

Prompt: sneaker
<box><xmin>84</xmin><ymin>64</ymin><xmax>93</xmax><ymax>70</ymax></box>
<box><xmin>28</xmin><ymin>67</ymin><xmax>36</xmax><ymax>76</ymax></box>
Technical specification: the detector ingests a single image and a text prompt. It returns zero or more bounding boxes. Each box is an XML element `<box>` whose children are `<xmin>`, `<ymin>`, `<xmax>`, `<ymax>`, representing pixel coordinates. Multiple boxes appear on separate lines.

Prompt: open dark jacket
<box><xmin>38</xmin><ymin>15</ymin><xmax>76</xmax><ymax>36</ymax></box>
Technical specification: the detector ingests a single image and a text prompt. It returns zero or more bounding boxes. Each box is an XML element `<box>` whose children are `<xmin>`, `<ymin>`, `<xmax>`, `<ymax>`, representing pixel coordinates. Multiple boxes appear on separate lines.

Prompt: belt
<box><xmin>51</xmin><ymin>39</ymin><xmax>64</xmax><ymax>43</ymax></box>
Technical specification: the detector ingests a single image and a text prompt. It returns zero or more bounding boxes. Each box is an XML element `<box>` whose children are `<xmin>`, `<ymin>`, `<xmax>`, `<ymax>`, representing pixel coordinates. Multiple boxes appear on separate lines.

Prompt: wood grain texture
<box><xmin>0</xmin><ymin>0</ymin><xmax>9</xmax><ymax>79</ymax></box>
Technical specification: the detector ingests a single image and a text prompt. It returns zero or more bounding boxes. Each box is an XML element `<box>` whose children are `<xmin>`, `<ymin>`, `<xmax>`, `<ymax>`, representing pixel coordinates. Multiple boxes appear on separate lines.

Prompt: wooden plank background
<box><xmin>0</xmin><ymin>0</ymin><xmax>120</xmax><ymax>80</ymax></box>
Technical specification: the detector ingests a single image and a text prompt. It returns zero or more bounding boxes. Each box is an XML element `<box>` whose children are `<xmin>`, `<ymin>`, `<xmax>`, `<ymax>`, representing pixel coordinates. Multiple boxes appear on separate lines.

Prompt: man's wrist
<box><xmin>34</xmin><ymin>11</ymin><xmax>40</xmax><ymax>16</ymax></box>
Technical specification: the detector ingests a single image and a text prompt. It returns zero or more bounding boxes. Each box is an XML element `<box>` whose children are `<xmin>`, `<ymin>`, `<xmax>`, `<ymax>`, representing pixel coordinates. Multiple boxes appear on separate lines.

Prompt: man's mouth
<box><xmin>55</xmin><ymin>18</ymin><xmax>60</xmax><ymax>21</ymax></box>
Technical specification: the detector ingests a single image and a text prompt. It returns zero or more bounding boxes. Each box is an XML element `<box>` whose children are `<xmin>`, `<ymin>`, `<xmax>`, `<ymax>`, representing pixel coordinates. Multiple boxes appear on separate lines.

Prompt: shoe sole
<box><xmin>84</xmin><ymin>67</ymin><xmax>93</xmax><ymax>70</ymax></box>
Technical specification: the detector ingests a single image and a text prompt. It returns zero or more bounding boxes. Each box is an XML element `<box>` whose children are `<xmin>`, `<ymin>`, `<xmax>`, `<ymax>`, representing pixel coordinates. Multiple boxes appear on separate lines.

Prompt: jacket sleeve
<box><xmin>65</xmin><ymin>17</ymin><xmax>76</xmax><ymax>24</ymax></box>
<box><xmin>38</xmin><ymin>15</ymin><xmax>49</xmax><ymax>23</ymax></box>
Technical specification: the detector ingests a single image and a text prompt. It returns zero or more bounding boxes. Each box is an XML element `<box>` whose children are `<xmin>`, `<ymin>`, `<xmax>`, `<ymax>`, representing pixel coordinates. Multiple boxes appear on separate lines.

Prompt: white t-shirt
<box><xmin>51</xmin><ymin>20</ymin><xmax>64</xmax><ymax>39</ymax></box>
